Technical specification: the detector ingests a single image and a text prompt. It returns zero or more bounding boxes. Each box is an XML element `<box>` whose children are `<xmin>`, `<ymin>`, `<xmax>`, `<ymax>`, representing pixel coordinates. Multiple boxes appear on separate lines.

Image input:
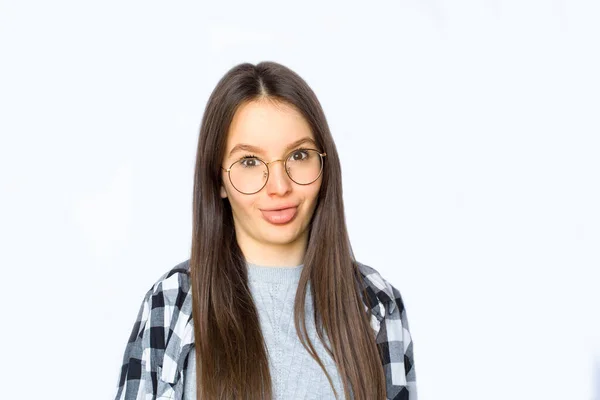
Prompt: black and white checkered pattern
<box><xmin>114</xmin><ymin>260</ymin><xmax>417</xmax><ymax>400</ymax></box>
<box><xmin>357</xmin><ymin>263</ymin><xmax>417</xmax><ymax>400</ymax></box>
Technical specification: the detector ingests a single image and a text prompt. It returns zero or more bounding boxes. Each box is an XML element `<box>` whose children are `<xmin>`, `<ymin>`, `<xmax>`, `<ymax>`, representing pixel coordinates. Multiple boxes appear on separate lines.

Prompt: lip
<box><xmin>260</xmin><ymin>204</ymin><xmax>298</xmax><ymax>212</ymax></box>
<box><xmin>260</xmin><ymin>206</ymin><xmax>298</xmax><ymax>225</ymax></box>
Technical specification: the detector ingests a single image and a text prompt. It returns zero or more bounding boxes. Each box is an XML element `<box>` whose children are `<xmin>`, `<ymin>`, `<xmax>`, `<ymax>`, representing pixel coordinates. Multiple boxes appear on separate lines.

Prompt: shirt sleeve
<box><xmin>114</xmin><ymin>287</ymin><xmax>155</xmax><ymax>400</ymax></box>
<box><xmin>393</xmin><ymin>285</ymin><xmax>417</xmax><ymax>400</ymax></box>
<box><xmin>376</xmin><ymin>285</ymin><xmax>418</xmax><ymax>400</ymax></box>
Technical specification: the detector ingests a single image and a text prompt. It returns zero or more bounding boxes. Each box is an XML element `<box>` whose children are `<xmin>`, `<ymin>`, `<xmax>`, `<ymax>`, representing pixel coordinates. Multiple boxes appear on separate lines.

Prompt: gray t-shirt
<box><xmin>183</xmin><ymin>262</ymin><xmax>346</xmax><ymax>399</ymax></box>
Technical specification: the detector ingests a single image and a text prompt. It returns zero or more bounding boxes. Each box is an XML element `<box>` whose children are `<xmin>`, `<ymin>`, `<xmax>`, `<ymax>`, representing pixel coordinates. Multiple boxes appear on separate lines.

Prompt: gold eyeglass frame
<box><xmin>221</xmin><ymin>148</ymin><xmax>327</xmax><ymax>195</ymax></box>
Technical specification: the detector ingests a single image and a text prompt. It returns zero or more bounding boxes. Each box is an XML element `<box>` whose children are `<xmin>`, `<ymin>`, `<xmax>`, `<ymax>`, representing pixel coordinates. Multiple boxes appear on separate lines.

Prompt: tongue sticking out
<box><xmin>260</xmin><ymin>207</ymin><xmax>297</xmax><ymax>225</ymax></box>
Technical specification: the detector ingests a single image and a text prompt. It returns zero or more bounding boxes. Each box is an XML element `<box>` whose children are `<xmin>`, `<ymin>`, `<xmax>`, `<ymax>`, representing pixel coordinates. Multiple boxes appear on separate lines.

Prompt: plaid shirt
<box><xmin>114</xmin><ymin>260</ymin><xmax>417</xmax><ymax>400</ymax></box>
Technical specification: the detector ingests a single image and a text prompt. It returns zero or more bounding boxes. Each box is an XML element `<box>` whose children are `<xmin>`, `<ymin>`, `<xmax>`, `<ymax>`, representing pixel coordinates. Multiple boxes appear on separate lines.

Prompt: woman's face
<box><xmin>220</xmin><ymin>99</ymin><xmax>322</xmax><ymax>256</ymax></box>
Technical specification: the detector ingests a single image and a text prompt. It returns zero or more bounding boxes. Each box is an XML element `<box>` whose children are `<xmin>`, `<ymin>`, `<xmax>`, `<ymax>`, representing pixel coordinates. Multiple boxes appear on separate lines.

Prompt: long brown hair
<box><xmin>190</xmin><ymin>61</ymin><xmax>385</xmax><ymax>399</ymax></box>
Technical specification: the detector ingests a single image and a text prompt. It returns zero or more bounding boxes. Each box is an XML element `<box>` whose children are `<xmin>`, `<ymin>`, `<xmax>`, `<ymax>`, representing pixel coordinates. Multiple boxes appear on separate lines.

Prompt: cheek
<box><xmin>303</xmin><ymin>179</ymin><xmax>322</xmax><ymax>206</ymax></box>
<box><xmin>227</xmin><ymin>191</ymin><xmax>258</xmax><ymax>216</ymax></box>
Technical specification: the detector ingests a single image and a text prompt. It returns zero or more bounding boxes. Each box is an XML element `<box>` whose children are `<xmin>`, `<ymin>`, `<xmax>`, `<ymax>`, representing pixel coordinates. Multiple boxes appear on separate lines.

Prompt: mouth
<box><xmin>260</xmin><ymin>206</ymin><xmax>298</xmax><ymax>225</ymax></box>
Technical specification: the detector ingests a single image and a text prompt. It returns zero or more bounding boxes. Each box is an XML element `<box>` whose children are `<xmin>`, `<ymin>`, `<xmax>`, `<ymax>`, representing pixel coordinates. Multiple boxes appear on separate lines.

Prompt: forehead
<box><xmin>225</xmin><ymin>99</ymin><xmax>314</xmax><ymax>155</ymax></box>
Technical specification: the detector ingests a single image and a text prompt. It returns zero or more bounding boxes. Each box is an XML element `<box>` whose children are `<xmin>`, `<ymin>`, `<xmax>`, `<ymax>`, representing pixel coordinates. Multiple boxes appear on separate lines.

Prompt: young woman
<box><xmin>115</xmin><ymin>62</ymin><xmax>417</xmax><ymax>400</ymax></box>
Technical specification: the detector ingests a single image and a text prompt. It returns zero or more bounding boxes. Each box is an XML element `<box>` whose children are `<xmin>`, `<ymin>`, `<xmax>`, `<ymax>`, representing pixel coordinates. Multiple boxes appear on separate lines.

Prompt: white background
<box><xmin>1</xmin><ymin>1</ymin><xmax>598</xmax><ymax>399</ymax></box>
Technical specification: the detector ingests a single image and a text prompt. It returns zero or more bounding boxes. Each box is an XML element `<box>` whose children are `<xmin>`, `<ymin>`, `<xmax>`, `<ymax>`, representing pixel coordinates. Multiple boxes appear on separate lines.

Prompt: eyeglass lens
<box><xmin>229</xmin><ymin>149</ymin><xmax>323</xmax><ymax>194</ymax></box>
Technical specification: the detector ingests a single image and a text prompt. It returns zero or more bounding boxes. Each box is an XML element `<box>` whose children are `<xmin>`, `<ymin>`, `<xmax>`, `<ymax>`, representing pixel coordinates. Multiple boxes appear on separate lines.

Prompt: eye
<box><xmin>289</xmin><ymin>149</ymin><xmax>309</xmax><ymax>161</ymax></box>
<box><xmin>239</xmin><ymin>156</ymin><xmax>261</xmax><ymax>168</ymax></box>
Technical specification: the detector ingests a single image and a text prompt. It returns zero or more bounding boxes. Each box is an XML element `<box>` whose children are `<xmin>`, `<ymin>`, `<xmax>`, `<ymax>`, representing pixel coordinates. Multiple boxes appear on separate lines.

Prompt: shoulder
<box><xmin>139</xmin><ymin>259</ymin><xmax>193</xmax><ymax>313</ymax></box>
<box><xmin>116</xmin><ymin>259</ymin><xmax>194</xmax><ymax>399</ymax></box>
<box><xmin>150</xmin><ymin>258</ymin><xmax>191</xmax><ymax>294</ymax></box>
<box><xmin>143</xmin><ymin>258</ymin><xmax>193</xmax><ymax>335</ymax></box>
<box><xmin>136</xmin><ymin>257</ymin><xmax>193</xmax><ymax>338</ymax></box>
<box><xmin>143</xmin><ymin>260</ymin><xmax>195</xmax><ymax>385</ymax></box>
<box><xmin>355</xmin><ymin>261</ymin><xmax>405</xmax><ymax>318</ymax></box>
<box><xmin>135</xmin><ymin>259</ymin><xmax>192</xmax><ymax>321</ymax></box>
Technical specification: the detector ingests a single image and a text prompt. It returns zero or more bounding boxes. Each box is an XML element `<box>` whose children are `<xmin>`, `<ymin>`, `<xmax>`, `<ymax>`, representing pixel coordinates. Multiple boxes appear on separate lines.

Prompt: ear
<box><xmin>220</xmin><ymin>184</ymin><xmax>228</xmax><ymax>199</ymax></box>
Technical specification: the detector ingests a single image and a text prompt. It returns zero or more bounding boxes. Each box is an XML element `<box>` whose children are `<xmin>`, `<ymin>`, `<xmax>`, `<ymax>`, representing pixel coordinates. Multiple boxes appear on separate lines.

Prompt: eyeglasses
<box><xmin>221</xmin><ymin>148</ymin><xmax>327</xmax><ymax>195</ymax></box>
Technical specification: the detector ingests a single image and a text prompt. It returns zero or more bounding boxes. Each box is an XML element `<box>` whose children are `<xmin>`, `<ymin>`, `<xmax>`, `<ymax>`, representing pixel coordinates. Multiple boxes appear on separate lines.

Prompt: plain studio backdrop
<box><xmin>0</xmin><ymin>1</ymin><xmax>598</xmax><ymax>399</ymax></box>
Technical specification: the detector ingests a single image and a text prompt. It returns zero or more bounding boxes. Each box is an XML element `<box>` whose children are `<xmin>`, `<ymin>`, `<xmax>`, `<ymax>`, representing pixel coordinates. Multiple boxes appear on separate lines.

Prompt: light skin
<box><xmin>220</xmin><ymin>98</ymin><xmax>323</xmax><ymax>267</ymax></box>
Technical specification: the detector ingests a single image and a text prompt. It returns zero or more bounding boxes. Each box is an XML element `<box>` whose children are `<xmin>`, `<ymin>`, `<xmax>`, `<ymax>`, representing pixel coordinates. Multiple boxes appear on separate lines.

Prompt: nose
<box><xmin>265</xmin><ymin>159</ymin><xmax>292</xmax><ymax>197</ymax></box>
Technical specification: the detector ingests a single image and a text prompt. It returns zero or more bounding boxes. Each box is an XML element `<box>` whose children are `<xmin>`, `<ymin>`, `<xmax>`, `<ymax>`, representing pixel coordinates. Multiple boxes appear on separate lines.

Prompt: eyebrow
<box><xmin>228</xmin><ymin>137</ymin><xmax>318</xmax><ymax>158</ymax></box>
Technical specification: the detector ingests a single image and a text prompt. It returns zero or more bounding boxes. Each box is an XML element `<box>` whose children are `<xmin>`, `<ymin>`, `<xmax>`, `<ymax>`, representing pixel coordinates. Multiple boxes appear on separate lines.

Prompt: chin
<box><xmin>262</xmin><ymin>231</ymin><xmax>300</xmax><ymax>246</ymax></box>
<box><xmin>260</xmin><ymin>225</ymin><xmax>304</xmax><ymax>245</ymax></box>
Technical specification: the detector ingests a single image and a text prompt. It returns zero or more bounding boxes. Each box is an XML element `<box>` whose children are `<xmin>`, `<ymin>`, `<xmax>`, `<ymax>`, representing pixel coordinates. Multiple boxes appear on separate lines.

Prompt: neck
<box><xmin>236</xmin><ymin>233</ymin><xmax>308</xmax><ymax>267</ymax></box>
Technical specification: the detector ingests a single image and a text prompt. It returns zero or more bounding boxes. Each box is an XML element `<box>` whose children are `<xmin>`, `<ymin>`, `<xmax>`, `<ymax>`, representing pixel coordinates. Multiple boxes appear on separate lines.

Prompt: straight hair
<box><xmin>190</xmin><ymin>61</ymin><xmax>385</xmax><ymax>399</ymax></box>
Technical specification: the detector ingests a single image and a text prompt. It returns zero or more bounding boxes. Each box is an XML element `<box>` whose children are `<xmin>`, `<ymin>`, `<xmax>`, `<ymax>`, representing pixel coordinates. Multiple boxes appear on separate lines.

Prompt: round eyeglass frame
<box><xmin>221</xmin><ymin>148</ymin><xmax>327</xmax><ymax>195</ymax></box>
